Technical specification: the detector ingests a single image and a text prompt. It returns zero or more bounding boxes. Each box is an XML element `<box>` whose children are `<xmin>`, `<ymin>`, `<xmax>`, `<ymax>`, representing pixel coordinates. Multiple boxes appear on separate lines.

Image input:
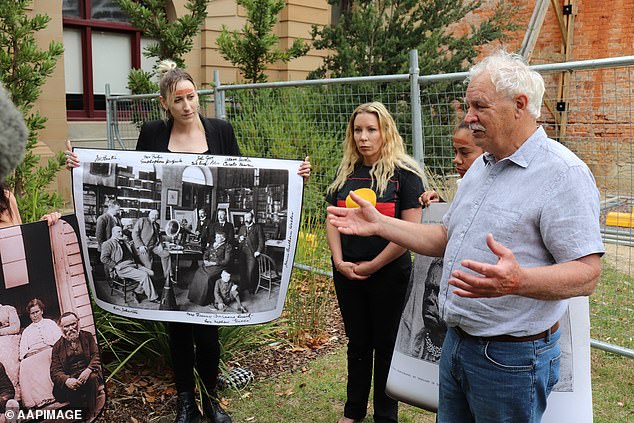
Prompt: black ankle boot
<box><xmin>202</xmin><ymin>396</ymin><xmax>231</xmax><ymax>423</ymax></box>
<box><xmin>174</xmin><ymin>392</ymin><xmax>202</xmax><ymax>423</ymax></box>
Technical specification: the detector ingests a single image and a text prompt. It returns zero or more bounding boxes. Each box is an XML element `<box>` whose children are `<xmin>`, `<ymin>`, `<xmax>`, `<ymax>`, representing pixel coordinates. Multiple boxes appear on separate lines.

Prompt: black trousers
<box><xmin>239</xmin><ymin>251</ymin><xmax>257</xmax><ymax>293</ymax></box>
<box><xmin>168</xmin><ymin>322</ymin><xmax>220</xmax><ymax>397</ymax></box>
<box><xmin>333</xmin><ymin>253</ymin><xmax>410</xmax><ymax>423</ymax></box>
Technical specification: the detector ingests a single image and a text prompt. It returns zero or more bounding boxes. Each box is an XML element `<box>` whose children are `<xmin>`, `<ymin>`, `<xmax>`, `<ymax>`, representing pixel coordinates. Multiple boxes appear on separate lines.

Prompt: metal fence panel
<box><xmin>556</xmin><ymin>65</ymin><xmax>634</xmax><ymax>355</ymax></box>
<box><xmin>105</xmin><ymin>56</ymin><xmax>634</xmax><ymax>357</ymax></box>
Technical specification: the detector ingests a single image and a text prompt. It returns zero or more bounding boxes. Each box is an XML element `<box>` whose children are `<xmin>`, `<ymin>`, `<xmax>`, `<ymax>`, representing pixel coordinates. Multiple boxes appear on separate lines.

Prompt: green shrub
<box><xmin>284</xmin><ymin>209</ymin><xmax>335</xmax><ymax>345</ymax></box>
<box><xmin>96</xmin><ymin>306</ymin><xmax>283</xmax><ymax>382</ymax></box>
<box><xmin>0</xmin><ymin>0</ymin><xmax>65</xmax><ymax>221</ymax></box>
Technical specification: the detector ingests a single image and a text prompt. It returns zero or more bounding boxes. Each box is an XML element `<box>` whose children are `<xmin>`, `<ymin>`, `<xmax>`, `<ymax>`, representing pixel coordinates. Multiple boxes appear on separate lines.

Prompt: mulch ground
<box><xmin>99</xmin><ymin>301</ymin><xmax>346</xmax><ymax>422</ymax></box>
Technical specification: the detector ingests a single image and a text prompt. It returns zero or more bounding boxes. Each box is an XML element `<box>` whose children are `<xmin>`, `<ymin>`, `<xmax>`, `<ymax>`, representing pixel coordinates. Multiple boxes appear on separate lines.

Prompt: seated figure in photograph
<box><xmin>213</xmin><ymin>270</ymin><xmax>247</xmax><ymax>313</ymax></box>
<box><xmin>101</xmin><ymin>226</ymin><xmax>158</xmax><ymax>304</ymax></box>
<box><xmin>50</xmin><ymin>312</ymin><xmax>104</xmax><ymax>422</ymax></box>
<box><xmin>397</xmin><ymin>257</ymin><xmax>446</xmax><ymax>362</ymax></box>
<box><xmin>188</xmin><ymin>231</ymin><xmax>233</xmax><ymax>306</ymax></box>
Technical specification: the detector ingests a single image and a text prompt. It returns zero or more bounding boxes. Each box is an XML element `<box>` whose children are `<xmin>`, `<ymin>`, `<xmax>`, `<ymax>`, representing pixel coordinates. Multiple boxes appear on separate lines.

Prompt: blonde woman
<box><xmin>326</xmin><ymin>102</ymin><xmax>424</xmax><ymax>423</ymax></box>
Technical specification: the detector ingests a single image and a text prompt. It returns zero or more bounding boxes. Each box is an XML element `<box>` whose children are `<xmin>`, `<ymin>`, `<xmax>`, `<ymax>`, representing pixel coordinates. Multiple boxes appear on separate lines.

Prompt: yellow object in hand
<box><xmin>346</xmin><ymin>188</ymin><xmax>377</xmax><ymax>208</ymax></box>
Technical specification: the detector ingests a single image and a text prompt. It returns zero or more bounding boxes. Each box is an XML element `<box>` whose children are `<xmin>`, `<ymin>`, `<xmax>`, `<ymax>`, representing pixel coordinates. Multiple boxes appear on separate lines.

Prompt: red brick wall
<box><xmin>451</xmin><ymin>0</ymin><xmax>634</xmax><ymax>61</ymax></box>
<box><xmin>451</xmin><ymin>1</ymin><xmax>634</xmax><ymax>191</ymax></box>
<box><xmin>450</xmin><ymin>0</ymin><xmax>530</xmax><ymax>56</ymax></box>
<box><xmin>564</xmin><ymin>0</ymin><xmax>634</xmax><ymax>59</ymax></box>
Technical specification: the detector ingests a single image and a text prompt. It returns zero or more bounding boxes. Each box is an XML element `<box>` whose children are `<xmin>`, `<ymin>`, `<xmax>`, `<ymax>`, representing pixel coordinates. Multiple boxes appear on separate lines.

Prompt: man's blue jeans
<box><xmin>438</xmin><ymin>326</ymin><xmax>561</xmax><ymax>423</ymax></box>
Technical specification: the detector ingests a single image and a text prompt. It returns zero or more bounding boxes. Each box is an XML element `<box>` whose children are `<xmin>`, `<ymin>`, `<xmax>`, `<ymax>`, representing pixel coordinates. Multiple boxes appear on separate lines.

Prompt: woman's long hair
<box><xmin>327</xmin><ymin>102</ymin><xmax>424</xmax><ymax>197</ymax></box>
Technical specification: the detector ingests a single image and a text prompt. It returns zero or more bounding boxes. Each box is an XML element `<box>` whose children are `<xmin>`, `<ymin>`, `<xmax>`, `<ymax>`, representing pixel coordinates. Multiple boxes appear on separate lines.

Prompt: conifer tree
<box><xmin>310</xmin><ymin>0</ymin><xmax>520</xmax><ymax>78</ymax></box>
<box><xmin>217</xmin><ymin>0</ymin><xmax>309</xmax><ymax>83</ymax></box>
<box><xmin>115</xmin><ymin>0</ymin><xmax>209</xmax><ymax>93</ymax></box>
<box><xmin>0</xmin><ymin>0</ymin><xmax>65</xmax><ymax>222</ymax></box>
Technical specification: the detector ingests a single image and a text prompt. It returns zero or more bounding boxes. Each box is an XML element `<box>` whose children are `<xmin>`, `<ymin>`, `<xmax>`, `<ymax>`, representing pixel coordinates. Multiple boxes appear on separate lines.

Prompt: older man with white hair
<box><xmin>327</xmin><ymin>50</ymin><xmax>604</xmax><ymax>422</ymax></box>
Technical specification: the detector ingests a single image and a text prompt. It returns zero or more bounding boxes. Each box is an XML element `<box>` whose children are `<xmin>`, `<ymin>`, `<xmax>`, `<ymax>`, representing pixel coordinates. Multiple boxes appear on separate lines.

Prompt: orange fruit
<box><xmin>345</xmin><ymin>188</ymin><xmax>377</xmax><ymax>208</ymax></box>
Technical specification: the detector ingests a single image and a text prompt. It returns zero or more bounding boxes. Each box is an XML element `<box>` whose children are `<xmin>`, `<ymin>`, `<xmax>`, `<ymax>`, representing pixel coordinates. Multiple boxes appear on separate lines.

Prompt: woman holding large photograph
<box><xmin>132</xmin><ymin>60</ymin><xmax>237</xmax><ymax>423</ymax></box>
<box><xmin>325</xmin><ymin>102</ymin><xmax>424</xmax><ymax>423</ymax></box>
<box><xmin>67</xmin><ymin>59</ymin><xmax>310</xmax><ymax>423</ymax></box>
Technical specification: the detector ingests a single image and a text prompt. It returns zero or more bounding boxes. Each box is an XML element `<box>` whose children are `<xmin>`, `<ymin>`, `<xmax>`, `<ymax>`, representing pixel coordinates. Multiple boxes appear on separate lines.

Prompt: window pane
<box><xmin>94</xmin><ymin>94</ymin><xmax>107</xmax><ymax>111</ymax></box>
<box><xmin>0</xmin><ymin>226</ymin><xmax>28</xmax><ymax>289</ymax></box>
<box><xmin>63</xmin><ymin>29</ymin><xmax>84</xmax><ymax>95</ymax></box>
<box><xmin>92</xmin><ymin>31</ymin><xmax>131</xmax><ymax>95</ymax></box>
<box><xmin>90</xmin><ymin>0</ymin><xmax>129</xmax><ymax>23</ymax></box>
<box><xmin>140</xmin><ymin>36</ymin><xmax>160</xmax><ymax>84</ymax></box>
<box><xmin>62</xmin><ymin>0</ymin><xmax>81</xmax><ymax>17</ymax></box>
<box><xmin>66</xmin><ymin>94</ymin><xmax>84</xmax><ymax>111</ymax></box>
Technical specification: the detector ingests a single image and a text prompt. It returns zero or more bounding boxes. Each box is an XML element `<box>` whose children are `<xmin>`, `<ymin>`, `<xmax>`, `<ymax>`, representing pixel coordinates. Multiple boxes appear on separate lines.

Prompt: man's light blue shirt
<box><xmin>441</xmin><ymin>126</ymin><xmax>605</xmax><ymax>337</ymax></box>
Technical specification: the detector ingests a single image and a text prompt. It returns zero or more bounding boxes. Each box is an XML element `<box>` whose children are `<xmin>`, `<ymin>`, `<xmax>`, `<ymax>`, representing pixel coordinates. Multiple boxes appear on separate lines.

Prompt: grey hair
<box><xmin>467</xmin><ymin>50</ymin><xmax>545</xmax><ymax>119</ymax></box>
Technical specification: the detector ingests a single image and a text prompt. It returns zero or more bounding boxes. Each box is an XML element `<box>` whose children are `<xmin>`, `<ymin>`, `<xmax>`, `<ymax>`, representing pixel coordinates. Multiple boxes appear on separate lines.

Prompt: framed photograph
<box><xmin>173</xmin><ymin>209</ymin><xmax>195</xmax><ymax>231</ymax></box>
<box><xmin>89</xmin><ymin>162</ymin><xmax>112</xmax><ymax>177</ymax></box>
<box><xmin>230</xmin><ymin>210</ymin><xmax>248</xmax><ymax>227</ymax></box>
<box><xmin>167</xmin><ymin>188</ymin><xmax>179</xmax><ymax>206</ymax></box>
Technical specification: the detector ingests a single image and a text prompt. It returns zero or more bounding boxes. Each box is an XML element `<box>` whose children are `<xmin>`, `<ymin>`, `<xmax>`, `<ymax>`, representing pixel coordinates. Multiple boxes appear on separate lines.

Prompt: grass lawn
<box><xmin>222</xmin><ymin>347</ymin><xmax>632</xmax><ymax>423</ymax></box>
<box><xmin>591</xmin><ymin>349</ymin><xmax>634</xmax><ymax>422</ymax></box>
<box><xmin>591</xmin><ymin>260</ymin><xmax>633</xmax><ymax>350</ymax></box>
<box><xmin>223</xmin><ymin>347</ymin><xmax>436</xmax><ymax>422</ymax></box>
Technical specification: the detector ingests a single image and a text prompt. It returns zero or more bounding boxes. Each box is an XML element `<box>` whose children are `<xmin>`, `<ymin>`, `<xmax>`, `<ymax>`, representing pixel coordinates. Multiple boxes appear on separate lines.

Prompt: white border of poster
<box><xmin>71</xmin><ymin>148</ymin><xmax>304</xmax><ymax>326</ymax></box>
<box><xmin>386</xmin><ymin>203</ymin><xmax>593</xmax><ymax>422</ymax></box>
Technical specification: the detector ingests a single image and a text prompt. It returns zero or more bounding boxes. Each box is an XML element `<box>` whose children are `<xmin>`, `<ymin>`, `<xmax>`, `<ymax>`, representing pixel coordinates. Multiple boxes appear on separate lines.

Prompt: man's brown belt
<box><xmin>454</xmin><ymin>322</ymin><xmax>560</xmax><ymax>343</ymax></box>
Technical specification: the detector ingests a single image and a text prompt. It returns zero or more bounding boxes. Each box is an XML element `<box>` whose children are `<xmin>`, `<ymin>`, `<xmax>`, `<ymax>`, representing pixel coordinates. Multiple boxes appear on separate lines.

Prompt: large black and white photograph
<box><xmin>386</xmin><ymin>203</ymin><xmax>592</xmax><ymax>421</ymax></box>
<box><xmin>71</xmin><ymin>148</ymin><xmax>304</xmax><ymax>326</ymax></box>
<box><xmin>0</xmin><ymin>216</ymin><xmax>106</xmax><ymax>422</ymax></box>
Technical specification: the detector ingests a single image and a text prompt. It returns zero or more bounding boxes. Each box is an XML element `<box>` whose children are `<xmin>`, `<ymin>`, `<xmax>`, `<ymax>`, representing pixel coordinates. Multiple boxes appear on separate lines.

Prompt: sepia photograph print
<box><xmin>386</xmin><ymin>203</ymin><xmax>592</xmax><ymax>422</ymax></box>
<box><xmin>0</xmin><ymin>216</ymin><xmax>105</xmax><ymax>423</ymax></box>
<box><xmin>71</xmin><ymin>148</ymin><xmax>304</xmax><ymax>326</ymax></box>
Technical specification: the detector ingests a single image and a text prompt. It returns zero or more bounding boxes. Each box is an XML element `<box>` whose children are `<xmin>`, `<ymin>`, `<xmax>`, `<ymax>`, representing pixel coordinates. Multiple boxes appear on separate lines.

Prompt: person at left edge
<box><xmin>0</xmin><ymin>81</ymin><xmax>61</xmax><ymax>230</ymax></box>
<box><xmin>65</xmin><ymin>59</ymin><xmax>311</xmax><ymax>423</ymax></box>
